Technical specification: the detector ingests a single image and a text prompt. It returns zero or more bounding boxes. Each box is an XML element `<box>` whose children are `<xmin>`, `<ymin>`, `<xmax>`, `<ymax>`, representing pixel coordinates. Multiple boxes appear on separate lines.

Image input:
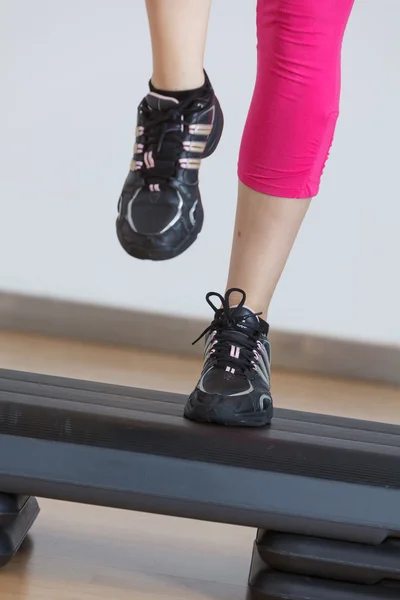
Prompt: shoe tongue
<box><xmin>231</xmin><ymin>306</ymin><xmax>260</xmax><ymax>330</ymax></box>
<box><xmin>221</xmin><ymin>306</ymin><xmax>260</xmax><ymax>346</ymax></box>
<box><xmin>146</xmin><ymin>92</ymin><xmax>180</xmax><ymax>111</ymax></box>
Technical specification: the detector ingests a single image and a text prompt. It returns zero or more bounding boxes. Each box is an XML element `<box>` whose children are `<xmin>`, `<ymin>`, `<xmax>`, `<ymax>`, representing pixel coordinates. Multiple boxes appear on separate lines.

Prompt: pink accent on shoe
<box><xmin>148</xmin><ymin>92</ymin><xmax>179</xmax><ymax>105</ymax></box>
<box><xmin>189</xmin><ymin>124</ymin><xmax>213</xmax><ymax>135</ymax></box>
<box><xmin>230</xmin><ymin>345</ymin><xmax>240</xmax><ymax>359</ymax></box>
<box><xmin>130</xmin><ymin>160</ymin><xmax>143</xmax><ymax>171</ymax></box>
<box><xmin>144</xmin><ymin>151</ymin><xmax>155</xmax><ymax>169</ymax></box>
<box><xmin>179</xmin><ymin>158</ymin><xmax>201</xmax><ymax>169</ymax></box>
<box><xmin>225</xmin><ymin>366</ymin><xmax>236</xmax><ymax>374</ymax></box>
<box><xmin>183</xmin><ymin>140</ymin><xmax>207</xmax><ymax>153</ymax></box>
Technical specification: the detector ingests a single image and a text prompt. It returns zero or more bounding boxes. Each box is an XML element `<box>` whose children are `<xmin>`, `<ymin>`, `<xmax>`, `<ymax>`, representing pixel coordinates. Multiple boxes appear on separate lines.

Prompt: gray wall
<box><xmin>1</xmin><ymin>0</ymin><xmax>399</xmax><ymax>346</ymax></box>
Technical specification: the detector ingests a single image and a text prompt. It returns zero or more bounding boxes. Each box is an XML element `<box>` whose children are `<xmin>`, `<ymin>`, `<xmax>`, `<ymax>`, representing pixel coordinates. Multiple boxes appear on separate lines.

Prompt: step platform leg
<box><xmin>248</xmin><ymin>528</ymin><xmax>400</xmax><ymax>600</ymax></box>
<box><xmin>0</xmin><ymin>493</ymin><xmax>40</xmax><ymax>568</ymax></box>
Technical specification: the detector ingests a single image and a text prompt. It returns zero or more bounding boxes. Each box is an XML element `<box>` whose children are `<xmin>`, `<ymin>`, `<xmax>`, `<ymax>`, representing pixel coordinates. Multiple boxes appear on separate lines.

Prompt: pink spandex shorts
<box><xmin>238</xmin><ymin>0</ymin><xmax>355</xmax><ymax>198</ymax></box>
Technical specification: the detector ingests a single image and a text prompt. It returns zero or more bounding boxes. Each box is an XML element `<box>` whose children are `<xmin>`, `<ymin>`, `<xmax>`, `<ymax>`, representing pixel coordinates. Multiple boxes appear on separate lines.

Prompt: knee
<box><xmin>255</xmin><ymin>0</ymin><xmax>351</xmax><ymax>104</ymax></box>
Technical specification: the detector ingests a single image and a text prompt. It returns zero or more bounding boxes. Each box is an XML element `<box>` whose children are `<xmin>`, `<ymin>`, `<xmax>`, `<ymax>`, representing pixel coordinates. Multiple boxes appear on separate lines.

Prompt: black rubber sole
<box><xmin>184</xmin><ymin>397</ymin><xmax>274</xmax><ymax>428</ymax></box>
<box><xmin>116</xmin><ymin>98</ymin><xmax>224</xmax><ymax>262</ymax></box>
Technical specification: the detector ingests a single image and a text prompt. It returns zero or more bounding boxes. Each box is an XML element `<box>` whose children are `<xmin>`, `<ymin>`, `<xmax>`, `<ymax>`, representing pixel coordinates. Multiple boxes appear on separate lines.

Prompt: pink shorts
<box><xmin>238</xmin><ymin>0</ymin><xmax>355</xmax><ymax>198</ymax></box>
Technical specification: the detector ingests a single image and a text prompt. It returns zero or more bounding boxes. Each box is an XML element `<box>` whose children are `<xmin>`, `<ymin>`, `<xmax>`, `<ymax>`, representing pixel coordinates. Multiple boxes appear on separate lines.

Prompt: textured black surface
<box><xmin>256</xmin><ymin>531</ymin><xmax>400</xmax><ymax>584</ymax></box>
<box><xmin>248</xmin><ymin>571</ymin><xmax>400</xmax><ymax>600</ymax></box>
<box><xmin>0</xmin><ymin>496</ymin><xmax>39</xmax><ymax>568</ymax></box>
<box><xmin>1</xmin><ymin>369</ymin><xmax>400</xmax><ymax>534</ymax></box>
<box><xmin>1</xmin><ymin>369</ymin><xmax>400</xmax><ymax>488</ymax></box>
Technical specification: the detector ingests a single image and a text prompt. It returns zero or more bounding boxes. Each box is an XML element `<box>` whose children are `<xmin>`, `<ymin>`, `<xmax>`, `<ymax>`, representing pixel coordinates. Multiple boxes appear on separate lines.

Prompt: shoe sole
<box><xmin>117</xmin><ymin>98</ymin><xmax>224</xmax><ymax>261</ymax></box>
<box><xmin>184</xmin><ymin>400</ymin><xmax>274</xmax><ymax>428</ymax></box>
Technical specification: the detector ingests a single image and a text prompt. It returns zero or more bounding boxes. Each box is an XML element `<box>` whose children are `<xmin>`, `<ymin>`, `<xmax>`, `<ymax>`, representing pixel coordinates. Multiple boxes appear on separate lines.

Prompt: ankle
<box><xmin>151</xmin><ymin>69</ymin><xmax>205</xmax><ymax>93</ymax></box>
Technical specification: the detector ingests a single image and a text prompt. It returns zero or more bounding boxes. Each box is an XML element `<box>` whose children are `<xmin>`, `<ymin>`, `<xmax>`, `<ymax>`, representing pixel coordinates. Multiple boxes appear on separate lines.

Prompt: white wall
<box><xmin>1</xmin><ymin>0</ymin><xmax>399</xmax><ymax>345</ymax></box>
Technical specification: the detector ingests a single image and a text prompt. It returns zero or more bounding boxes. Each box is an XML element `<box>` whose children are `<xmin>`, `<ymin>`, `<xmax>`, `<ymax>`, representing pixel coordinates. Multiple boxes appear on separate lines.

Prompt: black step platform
<box><xmin>0</xmin><ymin>494</ymin><xmax>40</xmax><ymax>567</ymax></box>
<box><xmin>1</xmin><ymin>368</ymin><xmax>400</xmax><ymax>592</ymax></box>
<box><xmin>1</xmin><ymin>368</ymin><xmax>400</xmax><ymax>536</ymax></box>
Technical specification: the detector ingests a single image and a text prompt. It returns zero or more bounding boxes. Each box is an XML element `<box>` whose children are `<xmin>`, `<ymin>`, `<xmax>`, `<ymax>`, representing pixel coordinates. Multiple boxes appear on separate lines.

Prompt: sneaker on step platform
<box><xmin>184</xmin><ymin>289</ymin><xmax>274</xmax><ymax>427</ymax></box>
<box><xmin>116</xmin><ymin>72</ymin><xmax>224</xmax><ymax>261</ymax></box>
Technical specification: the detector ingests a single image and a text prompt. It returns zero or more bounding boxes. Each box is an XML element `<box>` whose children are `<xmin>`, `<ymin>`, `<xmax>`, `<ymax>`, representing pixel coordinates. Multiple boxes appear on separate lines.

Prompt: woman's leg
<box><xmin>185</xmin><ymin>0</ymin><xmax>355</xmax><ymax>427</ymax></box>
<box><xmin>227</xmin><ymin>0</ymin><xmax>355</xmax><ymax>315</ymax></box>
<box><xmin>226</xmin><ymin>184</ymin><xmax>310</xmax><ymax>314</ymax></box>
<box><xmin>146</xmin><ymin>0</ymin><xmax>210</xmax><ymax>91</ymax></box>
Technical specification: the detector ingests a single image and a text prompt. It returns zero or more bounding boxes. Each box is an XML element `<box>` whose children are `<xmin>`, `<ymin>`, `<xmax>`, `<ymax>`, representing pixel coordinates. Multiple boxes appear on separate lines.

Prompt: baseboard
<box><xmin>0</xmin><ymin>291</ymin><xmax>399</xmax><ymax>385</ymax></box>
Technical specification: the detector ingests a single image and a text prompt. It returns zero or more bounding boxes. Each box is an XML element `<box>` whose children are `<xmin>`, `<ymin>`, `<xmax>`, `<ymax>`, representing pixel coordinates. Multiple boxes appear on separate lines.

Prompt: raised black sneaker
<box><xmin>116</xmin><ymin>72</ymin><xmax>224</xmax><ymax>261</ymax></box>
<box><xmin>184</xmin><ymin>288</ymin><xmax>273</xmax><ymax>427</ymax></box>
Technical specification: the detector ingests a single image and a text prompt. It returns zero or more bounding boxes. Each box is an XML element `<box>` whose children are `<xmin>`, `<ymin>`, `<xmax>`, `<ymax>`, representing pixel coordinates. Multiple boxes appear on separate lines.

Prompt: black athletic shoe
<box><xmin>184</xmin><ymin>289</ymin><xmax>274</xmax><ymax>427</ymax></box>
<box><xmin>116</xmin><ymin>73</ymin><xmax>224</xmax><ymax>261</ymax></box>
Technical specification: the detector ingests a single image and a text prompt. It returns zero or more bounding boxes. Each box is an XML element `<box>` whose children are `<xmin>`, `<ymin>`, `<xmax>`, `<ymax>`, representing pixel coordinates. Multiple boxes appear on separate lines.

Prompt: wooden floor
<box><xmin>0</xmin><ymin>329</ymin><xmax>399</xmax><ymax>599</ymax></box>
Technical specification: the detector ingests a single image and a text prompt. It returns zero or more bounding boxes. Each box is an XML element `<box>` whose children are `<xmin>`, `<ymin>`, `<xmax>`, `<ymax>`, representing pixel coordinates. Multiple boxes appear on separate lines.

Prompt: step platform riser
<box><xmin>0</xmin><ymin>494</ymin><xmax>40</xmax><ymax>568</ymax></box>
<box><xmin>256</xmin><ymin>531</ymin><xmax>400</xmax><ymax>584</ymax></box>
<box><xmin>0</xmin><ymin>493</ymin><xmax>31</xmax><ymax>526</ymax></box>
<box><xmin>248</xmin><ymin>571</ymin><xmax>400</xmax><ymax>600</ymax></box>
<box><xmin>248</xmin><ymin>529</ymin><xmax>400</xmax><ymax>599</ymax></box>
